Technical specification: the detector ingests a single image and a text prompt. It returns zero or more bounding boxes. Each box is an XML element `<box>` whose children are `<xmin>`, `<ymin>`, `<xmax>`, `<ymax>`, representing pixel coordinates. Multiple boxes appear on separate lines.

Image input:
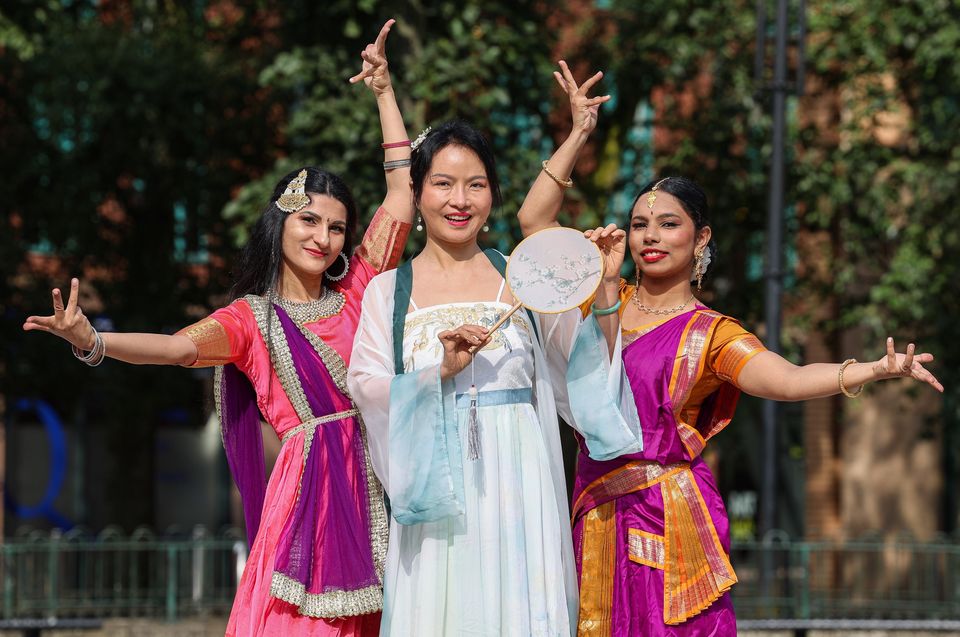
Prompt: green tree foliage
<box><xmin>797</xmin><ymin>0</ymin><xmax>960</xmax><ymax>526</ymax></box>
<box><xmin>2</xmin><ymin>0</ymin><xmax>281</xmax><ymax>528</ymax></box>
<box><xmin>226</xmin><ymin>0</ymin><xmax>558</xmax><ymax>255</ymax></box>
<box><xmin>4</xmin><ymin>0</ymin><xmax>958</xmax><ymax>531</ymax></box>
<box><xmin>798</xmin><ymin>1</ymin><xmax>960</xmax><ymax>345</ymax></box>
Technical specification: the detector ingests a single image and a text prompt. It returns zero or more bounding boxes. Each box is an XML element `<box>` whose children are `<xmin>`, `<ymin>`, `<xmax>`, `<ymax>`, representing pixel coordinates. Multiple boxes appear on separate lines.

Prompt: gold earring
<box><xmin>694</xmin><ymin>249</ymin><xmax>704</xmax><ymax>291</ymax></box>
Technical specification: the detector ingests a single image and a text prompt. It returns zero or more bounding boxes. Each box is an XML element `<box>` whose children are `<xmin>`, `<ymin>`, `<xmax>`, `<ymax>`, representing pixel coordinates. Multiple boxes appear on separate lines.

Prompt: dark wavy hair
<box><xmin>410</xmin><ymin>120</ymin><xmax>503</xmax><ymax>210</ymax></box>
<box><xmin>631</xmin><ymin>176</ymin><xmax>718</xmax><ymax>277</ymax></box>
<box><xmin>230</xmin><ymin>167</ymin><xmax>359</xmax><ymax>300</ymax></box>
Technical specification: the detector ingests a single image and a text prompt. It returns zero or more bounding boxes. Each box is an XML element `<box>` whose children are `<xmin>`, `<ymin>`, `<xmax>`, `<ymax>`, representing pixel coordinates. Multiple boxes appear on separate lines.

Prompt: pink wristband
<box><xmin>381</xmin><ymin>140</ymin><xmax>411</xmax><ymax>149</ymax></box>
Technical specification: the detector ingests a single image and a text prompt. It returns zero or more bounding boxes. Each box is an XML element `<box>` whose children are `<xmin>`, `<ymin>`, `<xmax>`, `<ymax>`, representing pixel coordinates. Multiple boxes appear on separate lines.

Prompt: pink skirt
<box><xmin>226</xmin><ymin>432</ymin><xmax>381</xmax><ymax>637</ymax></box>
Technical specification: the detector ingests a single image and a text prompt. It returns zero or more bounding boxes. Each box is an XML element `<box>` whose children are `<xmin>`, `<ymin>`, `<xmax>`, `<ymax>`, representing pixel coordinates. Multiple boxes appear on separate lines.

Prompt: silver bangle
<box><xmin>383</xmin><ymin>158</ymin><xmax>411</xmax><ymax>171</ymax></box>
<box><xmin>72</xmin><ymin>328</ymin><xmax>106</xmax><ymax>367</ymax></box>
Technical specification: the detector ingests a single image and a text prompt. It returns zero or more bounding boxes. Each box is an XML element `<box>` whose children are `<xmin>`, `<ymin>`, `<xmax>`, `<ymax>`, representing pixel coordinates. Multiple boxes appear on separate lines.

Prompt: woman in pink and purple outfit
<box><xmin>23</xmin><ymin>21</ymin><xmax>413</xmax><ymax>636</ymax></box>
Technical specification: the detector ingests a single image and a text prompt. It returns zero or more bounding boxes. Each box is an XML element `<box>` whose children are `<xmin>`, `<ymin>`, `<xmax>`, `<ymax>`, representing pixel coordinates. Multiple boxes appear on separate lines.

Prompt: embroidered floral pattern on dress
<box><xmin>403</xmin><ymin>303</ymin><xmax>533</xmax><ymax>363</ymax></box>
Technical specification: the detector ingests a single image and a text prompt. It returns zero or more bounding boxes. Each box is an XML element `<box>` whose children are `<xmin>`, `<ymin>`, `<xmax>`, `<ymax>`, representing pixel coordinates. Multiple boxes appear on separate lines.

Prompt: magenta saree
<box><xmin>572</xmin><ymin>305</ymin><xmax>765</xmax><ymax>636</ymax></box>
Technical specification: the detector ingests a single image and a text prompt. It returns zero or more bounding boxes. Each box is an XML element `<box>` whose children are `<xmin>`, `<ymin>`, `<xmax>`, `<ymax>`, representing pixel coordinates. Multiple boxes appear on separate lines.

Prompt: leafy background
<box><xmin>2</xmin><ymin>0</ymin><xmax>957</xmax><ymax>534</ymax></box>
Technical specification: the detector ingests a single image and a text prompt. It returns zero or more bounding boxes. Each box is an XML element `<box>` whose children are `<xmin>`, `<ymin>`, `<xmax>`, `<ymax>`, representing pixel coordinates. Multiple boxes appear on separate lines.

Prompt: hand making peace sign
<box><xmin>22</xmin><ymin>278</ymin><xmax>97</xmax><ymax>351</ymax></box>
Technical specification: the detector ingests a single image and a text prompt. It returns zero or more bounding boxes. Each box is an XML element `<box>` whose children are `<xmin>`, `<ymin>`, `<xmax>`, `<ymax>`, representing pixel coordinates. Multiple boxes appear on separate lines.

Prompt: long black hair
<box><xmin>230</xmin><ymin>167</ymin><xmax>359</xmax><ymax>300</ymax></box>
<box><xmin>410</xmin><ymin>120</ymin><xmax>503</xmax><ymax>209</ymax></box>
<box><xmin>632</xmin><ymin>176</ymin><xmax>718</xmax><ymax>277</ymax></box>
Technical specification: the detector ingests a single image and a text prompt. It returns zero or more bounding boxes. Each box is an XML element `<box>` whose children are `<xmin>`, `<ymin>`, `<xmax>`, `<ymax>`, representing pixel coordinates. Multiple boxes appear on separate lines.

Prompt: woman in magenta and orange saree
<box><xmin>23</xmin><ymin>21</ymin><xmax>414</xmax><ymax>636</ymax></box>
<box><xmin>569</xmin><ymin>177</ymin><xmax>943</xmax><ymax>636</ymax></box>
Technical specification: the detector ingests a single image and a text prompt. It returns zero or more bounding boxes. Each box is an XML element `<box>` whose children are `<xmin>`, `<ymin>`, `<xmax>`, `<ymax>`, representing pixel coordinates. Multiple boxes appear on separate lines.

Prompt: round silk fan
<box><xmin>486</xmin><ymin>226</ymin><xmax>604</xmax><ymax>334</ymax></box>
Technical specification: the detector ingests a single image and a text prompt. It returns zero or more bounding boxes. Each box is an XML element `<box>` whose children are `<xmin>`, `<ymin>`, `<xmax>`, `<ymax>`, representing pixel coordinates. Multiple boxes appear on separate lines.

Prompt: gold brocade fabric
<box><xmin>354</xmin><ymin>207</ymin><xmax>408</xmax><ymax>272</ymax></box>
<box><xmin>627</xmin><ymin>529</ymin><xmax>665</xmax><ymax>569</ymax></box>
<box><xmin>714</xmin><ymin>334</ymin><xmax>766</xmax><ymax>382</ymax></box>
<box><xmin>176</xmin><ymin>317</ymin><xmax>231</xmax><ymax>368</ymax></box>
<box><xmin>660</xmin><ymin>468</ymin><xmax>737</xmax><ymax>625</ymax></box>
<box><xmin>577</xmin><ymin>501</ymin><xmax>616</xmax><ymax>637</ymax></box>
<box><xmin>576</xmin><ymin>462</ymin><xmax>737</xmax><ymax>632</ymax></box>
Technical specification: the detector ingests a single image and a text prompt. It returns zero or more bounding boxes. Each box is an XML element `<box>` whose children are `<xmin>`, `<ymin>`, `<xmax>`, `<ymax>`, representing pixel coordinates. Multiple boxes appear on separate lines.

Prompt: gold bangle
<box><xmin>541</xmin><ymin>160</ymin><xmax>573</xmax><ymax>189</ymax></box>
<box><xmin>838</xmin><ymin>358</ymin><xmax>863</xmax><ymax>398</ymax></box>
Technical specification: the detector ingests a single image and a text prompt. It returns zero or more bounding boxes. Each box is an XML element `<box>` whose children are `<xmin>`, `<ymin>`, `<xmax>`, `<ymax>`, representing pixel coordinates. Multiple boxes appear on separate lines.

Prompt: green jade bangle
<box><xmin>591</xmin><ymin>298</ymin><xmax>622</xmax><ymax>316</ymax></box>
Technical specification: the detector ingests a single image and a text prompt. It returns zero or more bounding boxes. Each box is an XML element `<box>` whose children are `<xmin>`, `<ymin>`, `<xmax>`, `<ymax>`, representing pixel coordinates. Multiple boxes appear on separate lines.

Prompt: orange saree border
<box><xmin>577</xmin><ymin>502</ymin><xmax>616</xmax><ymax>637</ymax></box>
<box><xmin>661</xmin><ymin>468</ymin><xmax>737</xmax><ymax>624</ymax></box>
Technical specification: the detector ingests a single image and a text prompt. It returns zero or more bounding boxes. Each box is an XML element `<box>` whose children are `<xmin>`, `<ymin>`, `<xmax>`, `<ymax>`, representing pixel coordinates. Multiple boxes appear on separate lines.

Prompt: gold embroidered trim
<box><xmin>676</xmin><ymin>423</ymin><xmax>706</xmax><ymax>458</ymax></box>
<box><xmin>356</xmin><ymin>411</ymin><xmax>388</xmax><ymax>581</ymax></box>
<box><xmin>573</xmin><ymin>462</ymin><xmax>686</xmax><ymax>519</ymax></box>
<box><xmin>354</xmin><ymin>207</ymin><xmax>410</xmax><ymax>272</ymax></box>
<box><xmin>621</xmin><ymin>329</ymin><xmax>642</xmax><ymax>349</ymax></box>
<box><xmin>628</xmin><ymin>528</ymin><xmax>665</xmax><ymax>570</ymax></box>
<box><xmin>670</xmin><ymin>312</ymin><xmax>716</xmax><ymax>415</ymax></box>
<box><xmin>715</xmin><ymin>335</ymin><xmax>766</xmax><ymax>382</ymax></box>
<box><xmin>661</xmin><ymin>468</ymin><xmax>737</xmax><ymax>625</ymax></box>
<box><xmin>577</xmin><ymin>501</ymin><xmax>616</xmax><ymax>637</ymax></box>
<box><xmin>269</xmin><ymin>572</ymin><xmax>382</xmax><ymax>619</ymax></box>
<box><xmin>281</xmin><ymin>409</ymin><xmax>360</xmax><ymax>444</ymax></box>
<box><xmin>177</xmin><ymin>317</ymin><xmax>232</xmax><ymax>368</ymax></box>
<box><xmin>213</xmin><ymin>365</ymin><xmax>226</xmax><ymax>447</ymax></box>
<box><xmin>245</xmin><ymin>295</ymin><xmax>388</xmax><ymax>604</ymax></box>
<box><xmin>245</xmin><ymin>296</ymin><xmax>314</xmax><ymax>422</ymax></box>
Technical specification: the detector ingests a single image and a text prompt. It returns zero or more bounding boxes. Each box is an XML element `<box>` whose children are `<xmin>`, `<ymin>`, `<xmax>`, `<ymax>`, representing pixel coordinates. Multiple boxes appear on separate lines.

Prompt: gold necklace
<box><xmin>273</xmin><ymin>288</ymin><xmax>345</xmax><ymax>324</ymax></box>
<box><xmin>632</xmin><ymin>291</ymin><xmax>696</xmax><ymax>316</ymax></box>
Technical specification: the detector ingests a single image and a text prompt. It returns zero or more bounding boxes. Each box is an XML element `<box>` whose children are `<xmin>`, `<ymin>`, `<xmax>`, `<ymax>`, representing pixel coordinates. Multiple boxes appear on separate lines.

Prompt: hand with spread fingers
<box><xmin>438</xmin><ymin>324</ymin><xmax>491</xmax><ymax>380</ymax></box>
<box><xmin>871</xmin><ymin>337</ymin><xmax>943</xmax><ymax>392</ymax></box>
<box><xmin>553</xmin><ymin>59</ymin><xmax>611</xmax><ymax>138</ymax></box>
<box><xmin>348</xmin><ymin>18</ymin><xmax>397</xmax><ymax>96</ymax></box>
<box><xmin>584</xmin><ymin>223</ymin><xmax>627</xmax><ymax>282</ymax></box>
<box><xmin>22</xmin><ymin>278</ymin><xmax>96</xmax><ymax>351</ymax></box>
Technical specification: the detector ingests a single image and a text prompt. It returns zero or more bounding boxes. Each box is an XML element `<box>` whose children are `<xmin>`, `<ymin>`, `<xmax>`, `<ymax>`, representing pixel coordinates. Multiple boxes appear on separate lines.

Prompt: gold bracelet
<box><xmin>838</xmin><ymin>358</ymin><xmax>863</xmax><ymax>398</ymax></box>
<box><xmin>541</xmin><ymin>160</ymin><xmax>573</xmax><ymax>189</ymax></box>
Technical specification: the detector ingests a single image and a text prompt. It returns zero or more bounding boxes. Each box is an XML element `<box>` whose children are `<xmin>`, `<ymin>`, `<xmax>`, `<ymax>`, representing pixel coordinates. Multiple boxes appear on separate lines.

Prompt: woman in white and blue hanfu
<box><xmin>346</xmin><ymin>63</ymin><xmax>630</xmax><ymax>637</ymax></box>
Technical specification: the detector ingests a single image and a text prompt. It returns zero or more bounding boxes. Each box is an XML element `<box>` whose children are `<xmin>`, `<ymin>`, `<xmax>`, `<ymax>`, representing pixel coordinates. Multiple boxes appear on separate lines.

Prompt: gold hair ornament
<box><xmin>276</xmin><ymin>169</ymin><xmax>310</xmax><ymax>213</ymax></box>
<box><xmin>646</xmin><ymin>177</ymin><xmax>671</xmax><ymax>209</ymax></box>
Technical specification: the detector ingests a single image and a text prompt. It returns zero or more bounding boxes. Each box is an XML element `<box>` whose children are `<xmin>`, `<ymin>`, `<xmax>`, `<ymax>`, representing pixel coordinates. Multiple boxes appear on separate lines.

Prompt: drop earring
<box><xmin>416</xmin><ymin>214</ymin><xmax>423</xmax><ymax>232</ymax></box>
<box><xmin>694</xmin><ymin>249</ymin><xmax>704</xmax><ymax>291</ymax></box>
